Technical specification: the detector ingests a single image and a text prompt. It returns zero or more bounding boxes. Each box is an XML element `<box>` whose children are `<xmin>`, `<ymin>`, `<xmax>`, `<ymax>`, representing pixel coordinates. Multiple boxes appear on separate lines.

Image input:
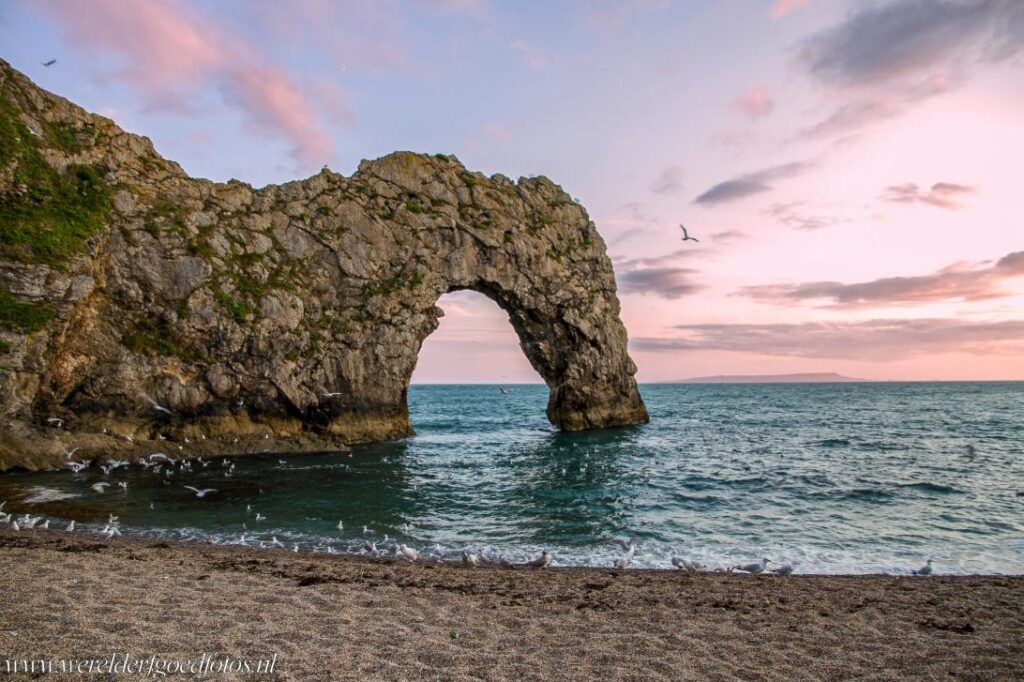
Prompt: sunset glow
<box><xmin>5</xmin><ymin>0</ymin><xmax>1021</xmax><ymax>381</ymax></box>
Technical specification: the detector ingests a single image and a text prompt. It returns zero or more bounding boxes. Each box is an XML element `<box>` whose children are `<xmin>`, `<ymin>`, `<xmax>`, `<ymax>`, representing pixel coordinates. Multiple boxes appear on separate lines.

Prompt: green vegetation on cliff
<box><xmin>0</xmin><ymin>287</ymin><xmax>54</xmax><ymax>332</ymax></box>
<box><xmin>0</xmin><ymin>95</ymin><xmax>111</xmax><ymax>268</ymax></box>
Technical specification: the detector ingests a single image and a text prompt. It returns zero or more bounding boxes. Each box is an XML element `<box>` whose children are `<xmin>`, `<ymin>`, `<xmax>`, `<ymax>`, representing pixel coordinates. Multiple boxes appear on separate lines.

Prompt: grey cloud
<box><xmin>881</xmin><ymin>182</ymin><xmax>976</xmax><ymax>209</ymax></box>
<box><xmin>630</xmin><ymin>318</ymin><xmax>1024</xmax><ymax>360</ymax></box>
<box><xmin>738</xmin><ymin>250</ymin><xmax>1024</xmax><ymax>307</ymax></box>
<box><xmin>795</xmin><ymin>0</ymin><xmax>1023</xmax><ymax>140</ymax></box>
<box><xmin>695</xmin><ymin>160</ymin><xmax>814</xmax><ymax>206</ymax></box>
<box><xmin>614</xmin><ymin>248</ymin><xmax>700</xmax><ymax>270</ymax></box>
<box><xmin>799</xmin><ymin>0</ymin><xmax>1023</xmax><ymax>87</ymax></box>
<box><xmin>616</xmin><ymin>267</ymin><xmax>703</xmax><ymax>299</ymax></box>
<box><xmin>765</xmin><ymin>201</ymin><xmax>845</xmax><ymax>231</ymax></box>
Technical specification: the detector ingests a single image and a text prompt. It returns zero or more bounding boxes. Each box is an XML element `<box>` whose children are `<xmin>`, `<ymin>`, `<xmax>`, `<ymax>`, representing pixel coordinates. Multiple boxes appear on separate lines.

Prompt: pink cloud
<box><xmin>732</xmin><ymin>85</ymin><xmax>775</xmax><ymax>119</ymax></box>
<box><xmin>32</xmin><ymin>0</ymin><xmax>346</xmax><ymax>170</ymax></box>
<box><xmin>770</xmin><ymin>0</ymin><xmax>809</xmax><ymax>19</ymax></box>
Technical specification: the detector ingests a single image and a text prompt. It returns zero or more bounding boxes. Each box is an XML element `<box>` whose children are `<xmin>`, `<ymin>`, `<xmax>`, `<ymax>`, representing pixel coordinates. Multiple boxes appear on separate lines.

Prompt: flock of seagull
<box><xmin>0</xmin><ymin>434</ymin><xmax>949</xmax><ymax>576</ymax></box>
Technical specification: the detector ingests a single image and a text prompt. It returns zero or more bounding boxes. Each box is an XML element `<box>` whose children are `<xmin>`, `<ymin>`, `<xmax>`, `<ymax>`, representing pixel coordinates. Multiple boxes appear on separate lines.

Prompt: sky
<box><xmin>2</xmin><ymin>0</ymin><xmax>1022</xmax><ymax>382</ymax></box>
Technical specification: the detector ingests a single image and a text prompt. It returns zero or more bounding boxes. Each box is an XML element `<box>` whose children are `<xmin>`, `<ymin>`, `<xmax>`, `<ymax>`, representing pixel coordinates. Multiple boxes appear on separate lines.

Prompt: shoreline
<box><xmin>2</xmin><ymin>529</ymin><xmax>1022</xmax><ymax>680</ymax></box>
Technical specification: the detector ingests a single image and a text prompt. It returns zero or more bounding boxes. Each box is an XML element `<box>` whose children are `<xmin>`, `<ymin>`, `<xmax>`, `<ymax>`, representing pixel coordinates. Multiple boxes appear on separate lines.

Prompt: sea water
<box><xmin>2</xmin><ymin>382</ymin><xmax>1022</xmax><ymax>574</ymax></box>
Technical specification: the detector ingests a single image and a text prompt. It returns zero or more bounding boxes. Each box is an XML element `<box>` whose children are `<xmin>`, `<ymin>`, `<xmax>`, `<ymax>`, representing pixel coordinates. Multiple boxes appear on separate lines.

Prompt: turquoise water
<box><xmin>2</xmin><ymin>382</ymin><xmax>1023</xmax><ymax>574</ymax></box>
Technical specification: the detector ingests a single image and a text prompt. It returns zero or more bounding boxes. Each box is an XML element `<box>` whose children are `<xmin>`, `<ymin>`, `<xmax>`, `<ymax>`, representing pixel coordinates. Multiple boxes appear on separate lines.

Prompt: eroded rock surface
<box><xmin>0</xmin><ymin>59</ymin><xmax>647</xmax><ymax>470</ymax></box>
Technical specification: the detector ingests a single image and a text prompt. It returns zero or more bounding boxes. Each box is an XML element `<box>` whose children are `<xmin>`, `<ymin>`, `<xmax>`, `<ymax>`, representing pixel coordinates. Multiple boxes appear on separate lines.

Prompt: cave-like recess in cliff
<box><xmin>0</xmin><ymin>59</ymin><xmax>648</xmax><ymax>470</ymax></box>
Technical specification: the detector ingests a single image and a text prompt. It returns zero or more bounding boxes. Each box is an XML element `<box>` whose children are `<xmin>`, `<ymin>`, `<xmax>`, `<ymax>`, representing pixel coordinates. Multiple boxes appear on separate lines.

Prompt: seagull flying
<box><xmin>611</xmin><ymin>536</ymin><xmax>638</xmax><ymax>552</ymax></box>
<box><xmin>147</xmin><ymin>397</ymin><xmax>172</xmax><ymax>415</ymax></box>
<box><xmin>679</xmin><ymin>224</ymin><xmax>699</xmax><ymax>242</ymax></box>
<box><xmin>319</xmin><ymin>385</ymin><xmax>343</xmax><ymax>398</ymax></box>
<box><xmin>42</xmin><ymin>59</ymin><xmax>57</xmax><ymax>67</ymax></box>
<box><xmin>184</xmin><ymin>486</ymin><xmax>217</xmax><ymax>498</ymax></box>
<box><xmin>65</xmin><ymin>447</ymin><xmax>80</xmax><ymax>459</ymax></box>
<box><xmin>91</xmin><ymin>482</ymin><xmax>110</xmax><ymax>493</ymax></box>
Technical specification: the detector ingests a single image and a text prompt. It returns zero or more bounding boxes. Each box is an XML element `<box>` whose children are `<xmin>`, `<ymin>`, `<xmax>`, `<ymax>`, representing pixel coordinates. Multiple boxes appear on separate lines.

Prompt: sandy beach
<box><xmin>1</xmin><ymin>529</ymin><xmax>1021</xmax><ymax>681</ymax></box>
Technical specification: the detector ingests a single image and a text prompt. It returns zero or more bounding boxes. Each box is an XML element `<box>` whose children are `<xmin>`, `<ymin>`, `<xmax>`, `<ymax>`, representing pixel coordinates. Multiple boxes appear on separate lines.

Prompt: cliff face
<box><xmin>0</xmin><ymin>59</ymin><xmax>648</xmax><ymax>471</ymax></box>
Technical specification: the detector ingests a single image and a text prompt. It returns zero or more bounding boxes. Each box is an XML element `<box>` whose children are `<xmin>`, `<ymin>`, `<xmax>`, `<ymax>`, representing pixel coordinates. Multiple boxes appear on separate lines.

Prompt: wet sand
<box><xmin>0</xmin><ymin>529</ymin><xmax>1022</xmax><ymax>681</ymax></box>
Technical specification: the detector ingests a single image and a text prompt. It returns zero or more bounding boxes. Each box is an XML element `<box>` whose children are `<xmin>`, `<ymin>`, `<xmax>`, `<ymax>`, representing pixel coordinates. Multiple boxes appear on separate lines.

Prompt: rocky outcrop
<box><xmin>0</xmin><ymin>59</ymin><xmax>648</xmax><ymax>471</ymax></box>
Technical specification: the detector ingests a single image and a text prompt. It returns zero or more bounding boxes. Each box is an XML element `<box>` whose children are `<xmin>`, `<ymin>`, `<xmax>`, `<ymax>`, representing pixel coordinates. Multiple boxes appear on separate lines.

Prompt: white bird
<box><xmin>526</xmin><ymin>550</ymin><xmax>552</xmax><ymax>568</ymax></box>
<box><xmin>614</xmin><ymin>554</ymin><xmax>632</xmax><ymax>569</ymax></box>
<box><xmin>117</xmin><ymin>481</ymin><xmax>128</xmax><ymax>490</ymax></box>
<box><xmin>239</xmin><ymin>534</ymin><xmax>248</xmax><ymax>546</ymax></box>
<box><xmin>427</xmin><ymin>545</ymin><xmax>446</xmax><ymax>562</ymax></box>
<box><xmin>39</xmin><ymin>520</ymin><xmax>49</xmax><ymax>530</ymax></box>
<box><xmin>498</xmin><ymin>387</ymin><xmax>509</xmax><ymax>395</ymax></box>
<box><xmin>67</xmin><ymin>460</ymin><xmax>90</xmax><ymax>473</ymax></box>
<box><xmin>363</xmin><ymin>541</ymin><xmax>380</xmax><ymax>557</ymax></box>
<box><xmin>679</xmin><ymin>224</ymin><xmax>699</xmax><ymax>242</ymax></box>
<box><xmin>147</xmin><ymin>397</ymin><xmax>172</xmax><ymax>415</ymax></box>
<box><xmin>46</xmin><ymin>417</ymin><xmax>64</xmax><ymax>428</ymax></box>
<box><xmin>184</xmin><ymin>486</ymin><xmax>217</xmax><ymax>498</ymax></box>
<box><xmin>10</xmin><ymin>521</ymin><xmax>19</xmax><ymax>532</ymax></box>
<box><xmin>91</xmin><ymin>482</ymin><xmax>110</xmax><ymax>493</ymax></box>
<box><xmin>770</xmin><ymin>562</ymin><xmax>795</xmax><ymax>575</ymax></box>
<box><xmin>462</xmin><ymin>550</ymin><xmax>480</xmax><ymax>567</ymax></box>
<box><xmin>611</xmin><ymin>536</ymin><xmax>638</xmax><ymax>552</ymax></box>
<box><xmin>671</xmin><ymin>556</ymin><xmax>702</xmax><ymax>572</ymax></box>
<box><xmin>912</xmin><ymin>559</ymin><xmax>933</xmax><ymax>576</ymax></box>
<box><xmin>65</xmin><ymin>520</ymin><xmax>75</xmax><ymax>532</ymax></box>
<box><xmin>254</xmin><ymin>513</ymin><xmax>266</xmax><ymax>522</ymax></box>
<box><xmin>397</xmin><ymin>544</ymin><xmax>419</xmax><ymax>562</ymax></box>
<box><xmin>270</xmin><ymin>536</ymin><xmax>284</xmax><ymax>548</ymax></box>
<box><xmin>108</xmin><ymin>514</ymin><xmax>119</xmax><ymax>524</ymax></box>
<box><xmin>64</xmin><ymin>447</ymin><xmax>80</xmax><ymax>459</ymax></box>
<box><xmin>293</xmin><ymin>544</ymin><xmax>299</xmax><ymax>553</ymax></box>
<box><xmin>319</xmin><ymin>385</ymin><xmax>343</xmax><ymax>398</ymax></box>
<box><xmin>733</xmin><ymin>558</ymin><xmax>770</xmax><ymax>574</ymax></box>
<box><xmin>336</xmin><ymin>520</ymin><xmax>344</xmax><ymax>531</ymax></box>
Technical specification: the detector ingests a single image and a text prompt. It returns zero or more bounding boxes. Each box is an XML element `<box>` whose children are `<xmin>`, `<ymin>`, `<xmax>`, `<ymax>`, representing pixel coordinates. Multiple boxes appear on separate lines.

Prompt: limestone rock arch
<box><xmin>0</xmin><ymin>60</ymin><xmax>647</xmax><ymax>469</ymax></box>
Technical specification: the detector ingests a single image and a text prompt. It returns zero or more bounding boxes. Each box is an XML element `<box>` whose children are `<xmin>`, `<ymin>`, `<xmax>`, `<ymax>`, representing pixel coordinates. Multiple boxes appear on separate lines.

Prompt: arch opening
<box><xmin>411</xmin><ymin>290</ymin><xmax>543</xmax><ymax>386</ymax></box>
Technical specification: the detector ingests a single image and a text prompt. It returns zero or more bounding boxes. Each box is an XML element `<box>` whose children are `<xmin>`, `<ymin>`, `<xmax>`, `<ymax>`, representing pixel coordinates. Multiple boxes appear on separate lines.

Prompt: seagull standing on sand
<box><xmin>65</xmin><ymin>520</ymin><xmax>75</xmax><ymax>532</ymax></box>
<box><xmin>912</xmin><ymin>559</ymin><xmax>933</xmax><ymax>576</ymax></box>
<box><xmin>671</xmin><ymin>556</ymin><xmax>703</xmax><ymax>572</ymax></box>
<box><xmin>769</xmin><ymin>562</ymin><xmax>795</xmax><ymax>575</ymax></box>
<box><xmin>398</xmin><ymin>544</ymin><xmax>419</xmax><ymax>562</ymax></box>
<box><xmin>462</xmin><ymin>550</ymin><xmax>480</xmax><ymax>567</ymax></box>
<box><xmin>733</xmin><ymin>558</ymin><xmax>770</xmax><ymax>574</ymax></box>
<box><xmin>679</xmin><ymin>224</ymin><xmax>699</xmax><ymax>242</ymax></box>
<box><xmin>526</xmin><ymin>550</ymin><xmax>552</xmax><ymax>568</ymax></box>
